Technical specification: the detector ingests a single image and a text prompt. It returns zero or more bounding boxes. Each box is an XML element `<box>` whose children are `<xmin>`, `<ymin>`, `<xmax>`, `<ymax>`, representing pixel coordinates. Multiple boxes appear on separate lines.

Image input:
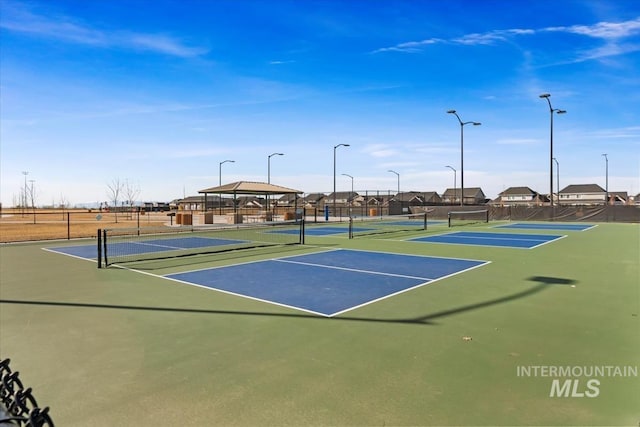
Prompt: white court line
<box><xmin>329</xmin><ymin>260</ymin><xmax>491</xmax><ymax>317</ymax></box>
<box><xmin>274</xmin><ymin>258</ymin><xmax>435</xmax><ymax>281</ymax></box>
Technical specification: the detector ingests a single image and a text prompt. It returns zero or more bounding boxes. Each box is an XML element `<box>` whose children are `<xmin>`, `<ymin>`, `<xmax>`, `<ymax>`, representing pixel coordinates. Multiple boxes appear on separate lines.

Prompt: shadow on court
<box><xmin>0</xmin><ymin>276</ymin><xmax>576</xmax><ymax>325</ymax></box>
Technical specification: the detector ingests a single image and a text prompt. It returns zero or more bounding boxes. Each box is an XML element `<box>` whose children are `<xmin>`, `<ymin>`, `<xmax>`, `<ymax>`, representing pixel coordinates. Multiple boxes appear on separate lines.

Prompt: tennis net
<box><xmin>348</xmin><ymin>212</ymin><xmax>428</xmax><ymax>238</ymax></box>
<box><xmin>98</xmin><ymin>219</ymin><xmax>304</xmax><ymax>267</ymax></box>
<box><xmin>447</xmin><ymin>209</ymin><xmax>489</xmax><ymax>227</ymax></box>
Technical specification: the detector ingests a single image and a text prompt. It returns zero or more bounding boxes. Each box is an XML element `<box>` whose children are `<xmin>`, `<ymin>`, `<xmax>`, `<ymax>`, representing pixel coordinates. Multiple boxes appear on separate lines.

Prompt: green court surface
<box><xmin>1</xmin><ymin>221</ymin><xmax>638</xmax><ymax>426</ymax></box>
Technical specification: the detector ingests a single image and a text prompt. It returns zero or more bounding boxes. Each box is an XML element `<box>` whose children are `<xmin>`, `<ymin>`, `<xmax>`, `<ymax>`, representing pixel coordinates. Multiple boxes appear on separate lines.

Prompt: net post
<box><xmin>300</xmin><ymin>218</ymin><xmax>305</xmax><ymax>244</ymax></box>
<box><xmin>485</xmin><ymin>209</ymin><xmax>490</xmax><ymax>223</ymax></box>
<box><xmin>423</xmin><ymin>211</ymin><xmax>427</xmax><ymax>230</ymax></box>
<box><xmin>97</xmin><ymin>229</ymin><xmax>102</xmax><ymax>268</ymax></box>
<box><xmin>349</xmin><ymin>216</ymin><xmax>354</xmax><ymax>239</ymax></box>
<box><xmin>102</xmin><ymin>229</ymin><xmax>108</xmax><ymax>267</ymax></box>
<box><xmin>447</xmin><ymin>212</ymin><xmax>452</xmax><ymax>228</ymax></box>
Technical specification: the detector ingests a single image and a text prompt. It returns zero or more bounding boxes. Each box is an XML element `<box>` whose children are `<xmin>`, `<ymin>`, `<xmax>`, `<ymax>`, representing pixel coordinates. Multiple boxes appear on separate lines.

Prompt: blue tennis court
<box><xmin>495</xmin><ymin>223</ymin><xmax>595</xmax><ymax>231</ymax></box>
<box><xmin>46</xmin><ymin>236</ymin><xmax>247</xmax><ymax>261</ymax></box>
<box><xmin>410</xmin><ymin>231</ymin><xmax>564</xmax><ymax>249</ymax></box>
<box><xmin>164</xmin><ymin>249</ymin><xmax>489</xmax><ymax>316</ymax></box>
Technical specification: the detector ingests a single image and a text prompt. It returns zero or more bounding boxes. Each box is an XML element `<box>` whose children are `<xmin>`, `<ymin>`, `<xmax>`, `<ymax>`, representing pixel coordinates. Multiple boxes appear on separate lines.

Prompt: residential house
<box><xmin>302</xmin><ymin>193</ymin><xmax>327</xmax><ymax>208</ymax></box>
<box><xmin>559</xmin><ymin>184</ymin><xmax>606</xmax><ymax>205</ymax></box>
<box><xmin>441</xmin><ymin>187</ymin><xmax>486</xmax><ymax>205</ymax></box>
<box><xmin>495</xmin><ymin>186</ymin><xmax>549</xmax><ymax>207</ymax></box>
<box><xmin>326</xmin><ymin>191</ymin><xmax>361</xmax><ymax>207</ymax></box>
<box><xmin>608</xmin><ymin>192</ymin><xmax>629</xmax><ymax>205</ymax></box>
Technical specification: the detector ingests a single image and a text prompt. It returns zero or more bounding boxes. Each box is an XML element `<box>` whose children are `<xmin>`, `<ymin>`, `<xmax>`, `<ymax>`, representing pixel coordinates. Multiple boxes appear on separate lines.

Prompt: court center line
<box><xmin>130</xmin><ymin>241</ymin><xmax>192</xmax><ymax>250</ymax></box>
<box><xmin>445</xmin><ymin>234</ymin><xmax>554</xmax><ymax>242</ymax></box>
<box><xmin>274</xmin><ymin>258</ymin><xmax>434</xmax><ymax>281</ymax></box>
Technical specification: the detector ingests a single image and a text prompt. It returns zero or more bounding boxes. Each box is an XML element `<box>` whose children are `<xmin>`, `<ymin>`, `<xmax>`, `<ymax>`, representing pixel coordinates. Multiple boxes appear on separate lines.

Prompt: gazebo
<box><xmin>198</xmin><ymin>181</ymin><xmax>303</xmax><ymax>222</ymax></box>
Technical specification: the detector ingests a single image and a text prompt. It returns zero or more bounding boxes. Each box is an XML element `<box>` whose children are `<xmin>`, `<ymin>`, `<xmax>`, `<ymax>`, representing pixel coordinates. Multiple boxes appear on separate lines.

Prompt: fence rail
<box><xmin>1</xmin><ymin>205</ymin><xmax>637</xmax><ymax>243</ymax></box>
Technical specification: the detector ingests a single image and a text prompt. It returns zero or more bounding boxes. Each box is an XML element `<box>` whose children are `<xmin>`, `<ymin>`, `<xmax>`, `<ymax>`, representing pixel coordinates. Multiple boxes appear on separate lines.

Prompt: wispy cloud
<box><xmin>372</xmin><ymin>17</ymin><xmax>640</xmax><ymax>57</ymax></box>
<box><xmin>0</xmin><ymin>1</ymin><xmax>208</xmax><ymax>57</ymax></box>
<box><xmin>545</xmin><ymin>18</ymin><xmax>640</xmax><ymax>39</ymax></box>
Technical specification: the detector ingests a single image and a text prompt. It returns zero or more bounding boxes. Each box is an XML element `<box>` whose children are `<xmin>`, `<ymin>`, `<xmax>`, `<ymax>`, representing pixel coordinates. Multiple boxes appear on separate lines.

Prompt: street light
<box><xmin>268</xmin><ymin>152</ymin><xmax>284</xmax><ymax>184</ymax></box>
<box><xmin>267</xmin><ymin>153</ymin><xmax>284</xmax><ymax>217</ymax></box>
<box><xmin>447</xmin><ymin>110</ymin><xmax>481</xmax><ymax>206</ymax></box>
<box><xmin>602</xmin><ymin>154</ymin><xmax>608</xmax><ymax>205</ymax></box>
<box><xmin>219</xmin><ymin>159</ymin><xmax>235</xmax><ymax>213</ymax></box>
<box><xmin>342</xmin><ymin>173</ymin><xmax>354</xmax><ymax>215</ymax></box>
<box><xmin>333</xmin><ymin>144</ymin><xmax>350</xmax><ymax>217</ymax></box>
<box><xmin>552</xmin><ymin>158</ymin><xmax>560</xmax><ymax>206</ymax></box>
<box><xmin>388</xmin><ymin>170</ymin><xmax>400</xmax><ymax>196</ymax></box>
<box><xmin>539</xmin><ymin>93</ymin><xmax>566</xmax><ymax>207</ymax></box>
<box><xmin>445</xmin><ymin>165</ymin><xmax>457</xmax><ymax>204</ymax></box>
<box><xmin>21</xmin><ymin>171</ymin><xmax>28</xmax><ymax>216</ymax></box>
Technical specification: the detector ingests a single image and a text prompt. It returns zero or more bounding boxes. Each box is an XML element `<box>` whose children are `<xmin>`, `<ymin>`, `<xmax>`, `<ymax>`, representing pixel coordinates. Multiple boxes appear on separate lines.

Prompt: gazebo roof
<box><xmin>199</xmin><ymin>181</ymin><xmax>302</xmax><ymax>195</ymax></box>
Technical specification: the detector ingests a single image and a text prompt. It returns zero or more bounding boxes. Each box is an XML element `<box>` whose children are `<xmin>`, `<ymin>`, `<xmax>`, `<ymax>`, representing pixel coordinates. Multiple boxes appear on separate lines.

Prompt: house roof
<box><xmin>303</xmin><ymin>193</ymin><xmax>327</xmax><ymax>202</ymax></box>
<box><xmin>442</xmin><ymin>187</ymin><xmax>485</xmax><ymax>197</ymax></box>
<box><xmin>199</xmin><ymin>181</ymin><xmax>302</xmax><ymax>195</ymax></box>
<box><xmin>560</xmin><ymin>184</ymin><xmax>605</xmax><ymax>193</ymax></box>
<box><xmin>499</xmin><ymin>186</ymin><xmax>537</xmax><ymax>196</ymax></box>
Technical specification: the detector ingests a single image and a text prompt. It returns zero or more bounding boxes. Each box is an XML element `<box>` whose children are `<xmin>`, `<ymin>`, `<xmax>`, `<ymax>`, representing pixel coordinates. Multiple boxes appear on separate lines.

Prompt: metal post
<box><xmin>602</xmin><ymin>154</ymin><xmax>608</xmax><ymax>205</ymax></box>
<box><xmin>539</xmin><ymin>94</ymin><xmax>566</xmax><ymax>207</ymax></box>
<box><xmin>446</xmin><ymin>166</ymin><xmax>456</xmax><ymax>204</ymax></box>
<box><xmin>553</xmin><ymin>158</ymin><xmax>559</xmax><ymax>206</ymax></box>
<box><xmin>447</xmin><ymin>111</ymin><xmax>481</xmax><ymax>206</ymax></box>
<box><xmin>219</xmin><ymin>159</ymin><xmax>234</xmax><ymax>214</ymax></box>
<box><xmin>333</xmin><ymin>144</ymin><xmax>349</xmax><ymax>218</ymax></box>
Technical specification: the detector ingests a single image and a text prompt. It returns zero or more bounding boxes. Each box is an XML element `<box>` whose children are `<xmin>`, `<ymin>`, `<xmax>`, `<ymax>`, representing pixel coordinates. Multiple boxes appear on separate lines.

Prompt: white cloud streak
<box><xmin>373</xmin><ymin>17</ymin><xmax>640</xmax><ymax>56</ymax></box>
<box><xmin>0</xmin><ymin>1</ymin><xmax>208</xmax><ymax>57</ymax></box>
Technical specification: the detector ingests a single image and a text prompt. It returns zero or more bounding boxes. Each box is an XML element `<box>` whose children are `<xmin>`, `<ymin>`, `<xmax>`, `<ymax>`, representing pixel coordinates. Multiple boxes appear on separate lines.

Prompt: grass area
<box><xmin>0</xmin><ymin>221</ymin><xmax>638</xmax><ymax>426</ymax></box>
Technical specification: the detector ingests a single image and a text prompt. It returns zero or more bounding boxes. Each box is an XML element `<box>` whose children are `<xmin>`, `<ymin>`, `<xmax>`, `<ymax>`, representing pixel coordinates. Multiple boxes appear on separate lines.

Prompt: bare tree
<box><xmin>59</xmin><ymin>193</ymin><xmax>69</xmax><ymax>219</ymax></box>
<box><xmin>124</xmin><ymin>179</ymin><xmax>141</xmax><ymax>219</ymax></box>
<box><xmin>28</xmin><ymin>180</ymin><xmax>37</xmax><ymax>224</ymax></box>
<box><xmin>106</xmin><ymin>178</ymin><xmax>124</xmax><ymax>223</ymax></box>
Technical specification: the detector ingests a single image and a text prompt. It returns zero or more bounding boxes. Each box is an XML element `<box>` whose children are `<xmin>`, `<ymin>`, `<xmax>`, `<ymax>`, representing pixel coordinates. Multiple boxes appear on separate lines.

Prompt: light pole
<box><xmin>342</xmin><ymin>173</ymin><xmax>354</xmax><ymax>215</ymax></box>
<box><xmin>267</xmin><ymin>153</ymin><xmax>283</xmax><ymax>217</ymax></box>
<box><xmin>552</xmin><ymin>158</ymin><xmax>559</xmax><ymax>206</ymax></box>
<box><xmin>219</xmin><ymin>159</ymin><xmax>234</xmax><ymax>213</ymax></box>
<box><xmin>333</xmin><ymin>144</ymin><xmax>349</xmax><ymax>217</ymax></box>
<box><xmin>268</xmin><ymin>152</ymin><xmax>284</xmax><ymax>184</ymax></box>
<box><xmin>21</xmin><ymin>171</ymin><xmax>28</xmax><ymax>216</ymax></box>
<box><xmin>539</xmin><ymin>94</ymin><xmax>566</xmax><ymax>207</ymax></box>
<box><xmin>445</xmin><ymin>165</ymin><xmax>457</xmax><ymax>204</ymax></box>
<box><xmin>447</xmin><ymin>110</ymin><xmax>481</xmax><ymax>206</ymax></box>
<box><xmin>388</xmin><ymin>170</ymin><xmax>400</xmax><ymax>195</ymax></box>
<box><xmin>602</xmin><ymin>154</ymin><xmax>608</xmax><ymax>205</ymax></box>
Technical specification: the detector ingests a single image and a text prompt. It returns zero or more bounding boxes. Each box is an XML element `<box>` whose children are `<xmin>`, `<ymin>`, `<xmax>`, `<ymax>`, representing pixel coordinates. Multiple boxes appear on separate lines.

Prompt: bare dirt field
<box><xmin>0</xmin><ymin>209</ymin><xmax>168</xmax><ymax>242</ymax></box>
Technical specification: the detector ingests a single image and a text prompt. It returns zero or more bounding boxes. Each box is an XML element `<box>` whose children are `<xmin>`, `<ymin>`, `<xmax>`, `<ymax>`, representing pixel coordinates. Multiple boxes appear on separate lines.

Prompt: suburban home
<box><xmin>302</xmin><ymin>193</ymin><xmax>327</xmax><ymax>208</ymax></box>
<box><xmin>326</xmin><ymin>191</ymin><xmax>362</xmax><ymax>207</ymax></box>
<box><xmin>275</xmin><ymin>193</ymin><xmax>303</xmax><ymax>207</ymax></box>
<box><xmin>441</xmin><ymin>187</ymin><xmax>486</xmax><ymax>205</ymax></box>
<box><xmin>494</xmin><ymin>186</ymin><xmax>549</xmax><ymax>207</ymax></box>
<box><xmin>608</xmin><ymin>192</ymin><xmax>629</xmax><ymax>205</ymax></box>
<box><xmin>236</xmin><ymin>196</ymin><xmax>265</xmax><ymax>209</ymax></box>
<box><xmin>559</xmin><ymin>184</ymin><xmax>606</xmax><ymax>205</ymax></box>
<box><xmin>391</xmin><ymin>191</ymin><xmax>442</xmax><ymax>205</ymax></box>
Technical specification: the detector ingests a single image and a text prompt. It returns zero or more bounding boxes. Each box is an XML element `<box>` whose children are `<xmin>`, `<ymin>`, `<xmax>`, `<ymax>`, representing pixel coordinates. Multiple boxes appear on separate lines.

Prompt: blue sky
<box><xmin>1</xmin><ymin>0</ymin><xmax>639</xmax><ymax>206</ymax></box>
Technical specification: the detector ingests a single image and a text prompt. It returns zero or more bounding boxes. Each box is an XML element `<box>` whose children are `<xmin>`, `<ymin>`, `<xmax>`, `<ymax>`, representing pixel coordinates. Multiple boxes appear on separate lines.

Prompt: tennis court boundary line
<box><xmin>330</xmin><ymin>259</ymin><xmax>491</xmax><ymax>317</ymax></box>
<box><xmin>41</xmin><ymin>247</ymin><xmax>99</xmax><ymax>263</ymax></box>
